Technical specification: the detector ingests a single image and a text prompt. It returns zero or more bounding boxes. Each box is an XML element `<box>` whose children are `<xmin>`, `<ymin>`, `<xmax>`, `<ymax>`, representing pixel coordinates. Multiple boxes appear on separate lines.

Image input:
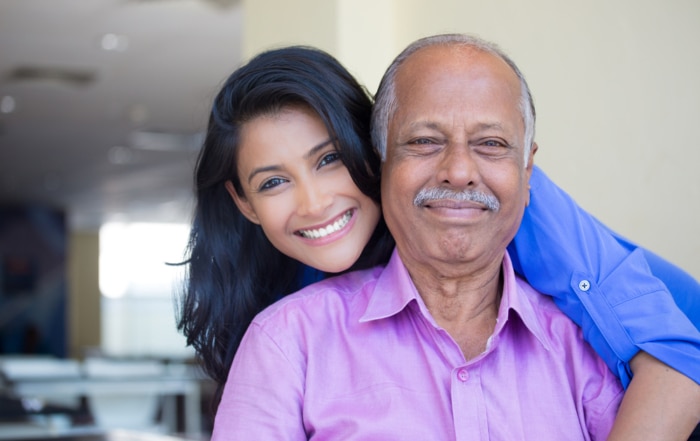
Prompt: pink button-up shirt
<box><xmin>213</xmin><ymin>250</ymin><xmax>623</xmax><ymax>440</ymax></box>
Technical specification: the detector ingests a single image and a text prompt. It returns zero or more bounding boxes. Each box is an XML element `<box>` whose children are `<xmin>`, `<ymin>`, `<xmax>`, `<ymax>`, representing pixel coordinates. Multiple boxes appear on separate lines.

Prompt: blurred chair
<box><xmin>81</xmin><ymin>358</ymin><xmax>164</xmax><ymax>432</ymax></box>
<box><xmin>0</xmin><ymin>356</ymin><xmax>204</xmax><ymax>439</ymax></box>
<box><xmin>0</xmin><ymin>356</ymin><xmax>91</xmax><ymax>439</ymax></box>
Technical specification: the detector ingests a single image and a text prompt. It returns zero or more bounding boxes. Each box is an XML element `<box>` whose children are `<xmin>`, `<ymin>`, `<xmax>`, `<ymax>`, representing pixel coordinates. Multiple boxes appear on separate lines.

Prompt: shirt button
<box><xmin>457</xmin><ymin>369</ymin><xmax>469</xmax><ymax>382</ymax></box>
<box><xmin>578</xmin><ymin>279</ymin><xmax>591</xmax><ymax>292</ymax></box>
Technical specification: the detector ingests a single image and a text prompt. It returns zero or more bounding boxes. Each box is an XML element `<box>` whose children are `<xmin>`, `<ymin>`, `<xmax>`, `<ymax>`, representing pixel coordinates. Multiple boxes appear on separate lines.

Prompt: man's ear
<box><xmin>526</xmin><ymin>142</ymin><xmax>538</xmax><ymax>172</ymax></box>
<box><xmin>524</xmin><ymin>142</ymin><xmax>538</xmax><ymax>207</ymax></box>
<box><xmin>225</xmin><ymin>180</ymin><xmax>260</xmax><ymax>225</ymax></box>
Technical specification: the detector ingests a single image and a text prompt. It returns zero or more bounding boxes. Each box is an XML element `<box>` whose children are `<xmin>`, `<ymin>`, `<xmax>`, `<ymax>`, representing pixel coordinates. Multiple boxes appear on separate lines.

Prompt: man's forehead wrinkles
<box><xmin>403</xmin><ymin>120</ymin><xmax>441</xmax><ymax>131</ymax></box>
<box><xmin>398</xmin><ymin>118</ymin><xmax>511</xmax><ymax>134</ymax></box>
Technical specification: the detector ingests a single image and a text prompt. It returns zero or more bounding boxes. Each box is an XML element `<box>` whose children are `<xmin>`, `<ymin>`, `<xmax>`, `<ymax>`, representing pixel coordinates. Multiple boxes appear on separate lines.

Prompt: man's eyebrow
<box><xmin>402</xmin><ymin>121</ymin><xmax>508</xmax><ymax>133</ymax></box>
<box><xmin>246</xmin><ymin>138</ymin><xmax>335</xmax><ymax>184</ymax></box>
<box><xmin>404</xmin><ymin>121</ymin><xmax>441</xmax><ymax>131</ymax></box>
<box><xmin>474</xmin><ymin>122</ymin><xmax>507</xmax><ymax>132</ymax></box>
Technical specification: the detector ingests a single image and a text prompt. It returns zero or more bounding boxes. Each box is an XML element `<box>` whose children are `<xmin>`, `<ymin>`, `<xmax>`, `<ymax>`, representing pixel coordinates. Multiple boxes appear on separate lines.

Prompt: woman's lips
<box><xmin>295</xmin><ymin>209</ymin><xmax>354</xmax><ymax>239</ymax></box>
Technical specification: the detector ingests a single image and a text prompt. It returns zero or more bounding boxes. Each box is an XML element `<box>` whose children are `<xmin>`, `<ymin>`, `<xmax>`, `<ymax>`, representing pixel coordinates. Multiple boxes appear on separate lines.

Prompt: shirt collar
<box><xmin>360</xmin><ymin>248</ymin><xmax>552</xmax><ymax>352</ymax></box>
<box><xmin>495</xmin><ymin>253</ymin><xmax>553</xmax><ymax>352</ymax></box>
<box><xmin>360</xmin><ymin>248</ymin><xmax>421</xmax><ymax>322</ymax></box>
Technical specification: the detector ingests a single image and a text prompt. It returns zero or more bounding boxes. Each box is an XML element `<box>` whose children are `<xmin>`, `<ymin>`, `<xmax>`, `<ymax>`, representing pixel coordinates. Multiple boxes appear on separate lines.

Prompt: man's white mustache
<box><xmin>413</xmin><ymin>188</ymin><xmax>500</xmax><ymax>211</ymax></box>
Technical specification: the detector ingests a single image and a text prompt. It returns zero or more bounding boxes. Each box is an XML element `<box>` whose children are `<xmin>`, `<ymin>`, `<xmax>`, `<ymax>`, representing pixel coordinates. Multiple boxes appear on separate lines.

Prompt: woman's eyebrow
<box><xmin>246</xmin><ymin>138</ymin><xmax>335</xmax><ymax>184</ymax></box>
<box><xmin>304</xmin><ymin>138</ymin><xmax>335</xmax><ymax>160</ymax></box>
<box><xmin>247</xmin><ymin>164</ymin><xmax>280</xmax><ymax>185</ymax></box>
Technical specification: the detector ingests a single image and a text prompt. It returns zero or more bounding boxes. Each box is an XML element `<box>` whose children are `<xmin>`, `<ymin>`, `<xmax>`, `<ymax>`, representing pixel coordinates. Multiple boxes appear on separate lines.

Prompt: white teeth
<box><xmin>298</xmin><ymin>210</ymin><xmax>352</xmax><ymax>239</ymax></box>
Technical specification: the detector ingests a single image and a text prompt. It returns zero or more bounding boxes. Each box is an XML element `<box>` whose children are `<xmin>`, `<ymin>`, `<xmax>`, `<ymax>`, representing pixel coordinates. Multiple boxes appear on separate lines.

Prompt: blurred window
<box><xmin>99</xmin><ymin>222</ymin><xmax>192</xmax><ymax>358</ymax></box>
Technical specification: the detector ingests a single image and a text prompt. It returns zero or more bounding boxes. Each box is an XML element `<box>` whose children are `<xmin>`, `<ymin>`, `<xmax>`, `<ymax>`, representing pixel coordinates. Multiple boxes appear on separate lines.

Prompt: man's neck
<box><xmin>403</xmin><ymin>254</ymin><xmax>504</xmax><ymax>360</ymax></box>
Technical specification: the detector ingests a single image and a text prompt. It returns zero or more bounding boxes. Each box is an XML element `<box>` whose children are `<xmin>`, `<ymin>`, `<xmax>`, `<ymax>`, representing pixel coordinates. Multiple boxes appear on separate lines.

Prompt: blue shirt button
<box><xmin>579</xmin><ymin>279</ymin><xmax>591</xmax><ymax>292</ymax></box>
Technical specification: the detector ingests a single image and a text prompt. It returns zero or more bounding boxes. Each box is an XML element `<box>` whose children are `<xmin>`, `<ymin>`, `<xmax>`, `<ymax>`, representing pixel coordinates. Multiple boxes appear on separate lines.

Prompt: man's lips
<box><xmin>423</xmin><ymin>199</ymin><xmax>488</xmax><ymax>210</ymax></box>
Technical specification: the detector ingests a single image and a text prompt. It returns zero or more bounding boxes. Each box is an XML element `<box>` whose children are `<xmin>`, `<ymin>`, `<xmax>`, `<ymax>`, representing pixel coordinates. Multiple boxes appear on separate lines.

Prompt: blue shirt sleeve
<box><xmin>508</xmin><ymin>165</ymin><xmax>700</xmax><ymax>388</ymax></box>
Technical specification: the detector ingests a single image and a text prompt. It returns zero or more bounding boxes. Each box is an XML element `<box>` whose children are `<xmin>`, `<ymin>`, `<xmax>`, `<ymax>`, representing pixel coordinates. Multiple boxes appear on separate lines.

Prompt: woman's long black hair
<box><xmin>176</xmin><ymin>46</ymin><xmax>394</xmax><ymax>405</ymax></box>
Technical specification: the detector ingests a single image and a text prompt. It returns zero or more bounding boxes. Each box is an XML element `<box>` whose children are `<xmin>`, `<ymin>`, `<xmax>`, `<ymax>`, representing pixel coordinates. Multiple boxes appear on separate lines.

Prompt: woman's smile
<box><xmin>296</xmin><ymin>209</ymin><xmax>354</xmax><ymax>240</ymax></box>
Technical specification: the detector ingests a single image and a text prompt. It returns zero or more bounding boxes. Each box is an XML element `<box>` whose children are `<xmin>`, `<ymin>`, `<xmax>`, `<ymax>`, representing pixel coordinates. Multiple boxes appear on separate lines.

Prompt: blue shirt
<box><xmin>509</xmin><ymin>165</ymin><xmax>700</xmax><ymax>387</ymax></box>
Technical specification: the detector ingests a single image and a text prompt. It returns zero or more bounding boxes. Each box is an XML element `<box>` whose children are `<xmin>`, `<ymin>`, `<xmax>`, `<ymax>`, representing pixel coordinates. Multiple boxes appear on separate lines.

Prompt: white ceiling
<box><xmin>0</xmin><ymin>0</ymin><xmax>244</xmax><ymax>230</ymax></box>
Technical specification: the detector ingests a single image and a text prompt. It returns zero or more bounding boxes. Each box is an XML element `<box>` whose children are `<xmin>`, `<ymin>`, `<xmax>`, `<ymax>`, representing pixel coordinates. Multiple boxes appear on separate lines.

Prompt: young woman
<box><xmin>177</xmin><ymin>45</ymin><xmax>700</xmax><ymax>438</ymax></box>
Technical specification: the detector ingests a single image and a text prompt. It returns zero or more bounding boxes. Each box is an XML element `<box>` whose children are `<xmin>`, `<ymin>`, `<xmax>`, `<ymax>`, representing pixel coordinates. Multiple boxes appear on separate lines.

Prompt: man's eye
<box><xmin>474</xmin><ymin>139</ymin><xmax>513</xmax><ymax>158</ymax></box>
<box><xmin>409</xmin><ymin>138</ymin><xmax>436</xmax><ymax>145</ymax></box>
<box><xmin>259</xmin><ymin>177</ymin><xmax>286</xmax><ymax>191</ymax></box>
<box><xmin>319</xmin><ymin>152</ymin><xmax>341</xmax><ymax>167</ymax></box>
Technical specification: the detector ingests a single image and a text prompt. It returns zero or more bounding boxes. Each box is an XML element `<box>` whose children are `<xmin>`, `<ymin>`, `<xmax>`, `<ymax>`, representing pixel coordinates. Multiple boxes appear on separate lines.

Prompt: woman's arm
<box><xmin>509</xmin><ymin>165</ymin><xmax>700</xmax><ymax>385</ymax></box>
<box><xmin>607</xmin><ymin>352</ymin><xmax>700</xmax><ymax>441</ymax></box>
<box><xmin>508</xmin><ymin>165</ymin><xmax>700</xmax><ymax>438</ymax></box>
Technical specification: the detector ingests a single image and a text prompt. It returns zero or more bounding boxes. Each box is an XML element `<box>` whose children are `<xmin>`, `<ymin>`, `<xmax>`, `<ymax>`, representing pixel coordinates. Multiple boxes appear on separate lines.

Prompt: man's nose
<box><xmin>436</xmin><ymin>143</ymin><xmax>477</xmax><ymax>188</ymax></box>
<box><xmin>296</xmin><ymin>180</ymin><xmax>333</xmax><ymax>217</ymax></box>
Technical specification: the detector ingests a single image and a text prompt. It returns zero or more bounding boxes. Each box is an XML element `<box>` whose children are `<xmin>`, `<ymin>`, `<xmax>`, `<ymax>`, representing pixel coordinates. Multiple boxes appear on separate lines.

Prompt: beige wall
<box><xmin>242</xmin><ymin>0</ymin><xmax>397</xmax><ymax>94</ymax></box>
<box><xmin>243</xmin><ymin>0</ymin><xmax>700</xmax><ymax>278</ymax></box>
<box><xmin>68</xmin><ymin>231</ymin><xmax>101</xmax><ymax>359</ymax></box>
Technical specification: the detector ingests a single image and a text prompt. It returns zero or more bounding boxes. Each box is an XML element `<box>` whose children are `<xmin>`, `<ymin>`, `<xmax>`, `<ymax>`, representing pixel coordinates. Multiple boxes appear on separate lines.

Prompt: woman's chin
<box><xmin>297</xmin><ymin>251</ymin><xmax>360</xmax><ymax>275</ymax></box>
<box><xmin>309</xmin><ymin>260</ymin><xmax>353</xmax><ymax>275</ymax></box>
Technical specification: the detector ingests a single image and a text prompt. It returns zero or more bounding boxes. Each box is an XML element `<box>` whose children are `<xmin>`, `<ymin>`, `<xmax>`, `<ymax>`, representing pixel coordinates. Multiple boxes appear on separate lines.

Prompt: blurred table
<box><xmin>0</xmin><ymin>357</ymin><xmax>205</xmax><ymax>436</ymax></box>
<box><xmin>7</xmin><ymin>375</ymin><xmax>202</xmax><ymax>434</ymax></box>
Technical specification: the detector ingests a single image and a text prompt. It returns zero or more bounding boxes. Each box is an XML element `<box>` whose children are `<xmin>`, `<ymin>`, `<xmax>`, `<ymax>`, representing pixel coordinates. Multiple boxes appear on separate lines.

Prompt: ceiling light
<box><xmin>129</xmin><ymin>130</ymin><xmax>203</xmax><ymax>152</ymax></box>
<box><xmin>127</xmin><ymin>104</ymin><xmax>150</xmax><ymax>125</ymax></box>
<box><xmin>1</xmin><ymin>96</ymin><xmax>16</xmax><ymax>114</ymax></box>
<box><xmin>101</xmin><ymin>33</ymin><xmax>129</xmax><ymax>52</ymax></box>
<box><xmin>108</xmin><ymin>146</ymin><xmax>135</xmax><ymax>164</ymax></box>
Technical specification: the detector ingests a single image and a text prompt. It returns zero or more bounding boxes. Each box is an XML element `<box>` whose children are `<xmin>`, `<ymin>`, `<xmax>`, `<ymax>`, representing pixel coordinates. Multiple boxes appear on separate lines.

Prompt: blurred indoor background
<box><xmin>1</xmin><ymin>0</ymin><xmax>698</xmax><ymax>440</ymax></box>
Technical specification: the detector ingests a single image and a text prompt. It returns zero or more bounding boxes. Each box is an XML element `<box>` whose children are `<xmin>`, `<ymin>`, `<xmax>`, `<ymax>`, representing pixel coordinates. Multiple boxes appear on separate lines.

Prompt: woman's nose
<box><xmin>295</xmin><ymin>180</ymin><xmax>333</xmax><ymax>217</ymax></box>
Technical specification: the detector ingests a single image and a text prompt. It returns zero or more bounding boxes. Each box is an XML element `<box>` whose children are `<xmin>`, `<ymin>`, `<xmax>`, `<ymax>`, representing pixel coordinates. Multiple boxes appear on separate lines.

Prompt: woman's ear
<box><xmin>225</xmin><ymin>180</ymin><xmax>260</xmax><ymax>225</ymax></box>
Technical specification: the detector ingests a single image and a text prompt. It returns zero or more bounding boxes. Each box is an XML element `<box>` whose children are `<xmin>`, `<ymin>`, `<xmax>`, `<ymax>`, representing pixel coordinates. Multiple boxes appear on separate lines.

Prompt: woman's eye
<box><xmin>319</xmin><ymin>152</ymin><xmax>341</xmax><ymax>168</ymax></box>
<box><xmin>259</xmin><ymin>177</ymin><xmax>287</xmax><ymax>191</ymax></box>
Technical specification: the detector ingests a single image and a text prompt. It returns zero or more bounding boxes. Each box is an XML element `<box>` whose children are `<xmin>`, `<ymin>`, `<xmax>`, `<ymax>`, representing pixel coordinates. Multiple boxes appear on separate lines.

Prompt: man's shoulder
<box><xmin>512</xmin><ymin>276</ymin><xmax>589</xmax><ymax>348</ymax></box>
<box><xmin>514</xmin><ymin>276</ymin><xmax>563</xmax><ymax>315</ymax></box>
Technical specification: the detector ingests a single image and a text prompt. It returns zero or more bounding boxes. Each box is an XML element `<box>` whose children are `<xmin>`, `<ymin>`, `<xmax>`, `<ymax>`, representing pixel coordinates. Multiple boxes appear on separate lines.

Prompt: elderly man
<box><xmin>213</xmin><ymin>34</ymin><xmax>626</xmax><ymax>440</ymax></box>
<box><xmin>375</xmin><ymin>34</ymin><xmax>538</xmax><ymax>364</ymax></box>
<box><xmin>372</xmin><ymin>34</ymin><xmax>699</xmax><ymax>441</ymax></box>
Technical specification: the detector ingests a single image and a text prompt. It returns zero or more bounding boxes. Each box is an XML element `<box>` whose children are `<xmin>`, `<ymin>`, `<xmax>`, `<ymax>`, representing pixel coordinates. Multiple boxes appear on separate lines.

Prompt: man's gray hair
<box><xmin>371</xmin><ymin>34</ymin><xmax>536</xmax><ymax>163</ymax></box>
